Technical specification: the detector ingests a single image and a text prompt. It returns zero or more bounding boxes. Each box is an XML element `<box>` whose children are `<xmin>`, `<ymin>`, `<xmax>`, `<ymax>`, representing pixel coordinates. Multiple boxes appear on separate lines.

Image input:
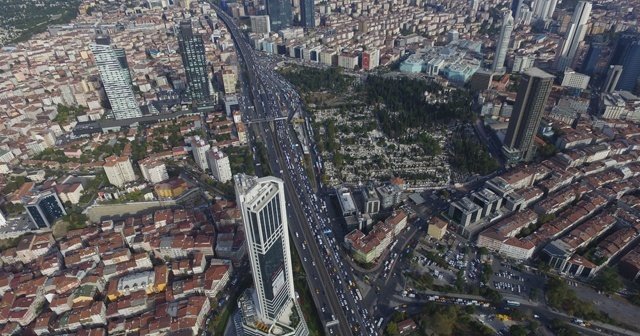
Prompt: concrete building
<box><xmin>234</xmin><ymin>174</ymin><xmax>308</xmax><ymax>336</ymax></box>
<box><xmin>427</xmin><ymin>217</ymin><xmax>448</xmax><ymax>240</ymax></box>
<box><xmin>24</xmin><ymin>190</ymin><xmax>67</xmax><ymax>229</ymax></box>
<box><xmin>471</xmin><ymin>188</ymin><xmax>502</xmax><ymax>217</ymax></box>
<box><xmin>512</xmin><ymin>54</ymin><xmax>535</xmax><ymax>73</ymax></box>
<box><xmin>90</xmin><ymin>36</ymin><xmax>142</xmax><ymax>120</ymax></box>
<box><xmin>337</xmin><ymin>188</ymin><xmax>359</xmax><ymax>217</ymax></box>
<box><xmin>139</xmin><ymin>157</ymin><xmax>169</xmax><ymax>184</ymax></box>
<box><xmin>250</xmin><ymin>15</ymin><xmax>271</xmax><ymax>34</ymax></box>
<box><xmin>360</xmin><ymin>186</ymin><xmax>381</xmax><ymax>215</ymax></box>
<box><xmin>189</xmin><ymin>136</ymin><xmax>210</xmax><ymax>171</ymax></box>
<box><xmin>222</xmin><ymin>69</ymin><xmax>237</xmax><ymax>94</ymax></box>
<box><xmin>206</xmin><ymin>148</ymin><xmax>232</xmax><ymax>183</ymax></box>
<box><xmin>103</xmin><ymin>155</ymin><xmax>136</xmax><ymax>188</ymax></box>
<box><xmin>561</xmin><ymin>69</ymin><xmax>590</xmax><ymax>89</ymax></box>
<box><xmin>503</xmin><ymin>67</ymin><xmax>555</xmax><ymax>162</ymax></box>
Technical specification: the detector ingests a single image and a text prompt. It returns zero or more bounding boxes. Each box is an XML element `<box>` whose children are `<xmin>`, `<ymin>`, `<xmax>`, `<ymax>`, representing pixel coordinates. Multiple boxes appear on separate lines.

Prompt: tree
<box><xmin>385</xmin><ymin>321</ymin><xmax>398</xmax><ymax>335</ymax></box>
<box><xmin>509</xmin><ymin>325</ymin><xmax>528</xmax><ymax>336</ymax></box>
<box><xmin>592</xmin><ymin>267</ymin><xmax>622</xmax><ymax>294</ymax></box>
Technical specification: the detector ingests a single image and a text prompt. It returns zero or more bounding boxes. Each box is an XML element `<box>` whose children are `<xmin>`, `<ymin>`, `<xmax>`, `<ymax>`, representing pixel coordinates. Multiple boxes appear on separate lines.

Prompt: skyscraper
<box><xmin>266</xmin><ymin>0</ymin><xmax>292</xmax><ymax>32</ymax></box>
<box><xmin>532</xmin><ymin>0</ymin><xmax>557</xmax><ymax>21</ymax></box>
<box><xmin>555</xmin><ymin>1</ymin><xmax>592</xmax><ymax>71</ymax></box>
<box><xmin>503</xmin><ymin>67</ymin><xmax>555</xmax><ymax>162</ymax></box>
<box><xmin>580</xmin><ymin>43</ymin><xmax>603</xmax><ymax>75</ymax></box>
<box><xmin>603</xmin><ymin>65</ymin><xmax>623</xmax><ymax>93</ymax></box>
<box><xmin>511</xmin><ymin>0</ymin><xmax>523</xmax><ymax>23</ymax></box>
<box><xmin>609</xmin><ymin>32</ymin><xmax>640</xmax><ymax>92</ymax></box>
<box><xmin>24</xmin><ymin>190</ymin><xmax>67</xmax><ymax>229</ymax></box>
<box><xmin>90</xmin><ymin>36</ymin><xmax>142</xmax><ymax>120</ymax></box>
<box><xmin>234</xmin><ymin>174</ymin><xmax>308</xmax><ymax>336</ymax></box>
<box><xmin>300</xmin><ymin>0</ymin><xmax>314</xmax><ymax>28</ymax></box>
<box><xmin>493</xmin><ymin>9</ymin><xmax>514</xmax><ymax>74</ymax></box>
<box><xmin>178</xmin><ymin>20</ymin><xmax>211</xmax><ymax>102</ymax></box>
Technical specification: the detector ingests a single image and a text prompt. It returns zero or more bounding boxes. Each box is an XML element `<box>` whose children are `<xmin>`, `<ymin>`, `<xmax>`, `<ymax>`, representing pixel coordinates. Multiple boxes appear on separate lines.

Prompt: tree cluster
<box><xmin>278</xmin><ymin>66</ymin><xmax>354</xmax><ymax>94</ymax></box>
<box><xmin>449</xmin><ymin>130</ymin><xmax>499</xmax><ymax>176</ymax></box>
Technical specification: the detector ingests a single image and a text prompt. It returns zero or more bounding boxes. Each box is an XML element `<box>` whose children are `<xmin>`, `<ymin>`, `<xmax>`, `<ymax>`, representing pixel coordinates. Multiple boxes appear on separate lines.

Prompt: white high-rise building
<box><xmin>493</xmin><ymin>9</ymin><xmax>514</xmax><ymax>74</ymax></box>
<box><xmin>555</xmin><ymin>1</ymin><xmax>592</xmax><ymax>71</ymax></box>
<box><xmin>90</xmin><ymin>36</ymin><xmax>142</xmax><ymax>120</ymax></box>
<box><xmin>103</xmin><ymin>155</ymin><xmax>137</xmax><ymax>188</ymax></box>
<box><xmin>532</xmin><ymin>0</ymin><xmax>558</xmax><ymax>21</ymax></box>
<box><xmin>206</xmin><ymin>148</ymin><xmax>232</xmax><ymax>183</ymax></box>
<box><xmin>139</xmin><ymin>158</ymin><xmax>169</xmax><ymax>184</ymax></box>
<box><xmin>234</xmin><ymin>175</ymin><xmax>308</xmax><ymax>336</ymax></box>
<box><xmin>188</xmin><ymin>136</ymin><xmax>210</xmax><ymax>171</ymax></box>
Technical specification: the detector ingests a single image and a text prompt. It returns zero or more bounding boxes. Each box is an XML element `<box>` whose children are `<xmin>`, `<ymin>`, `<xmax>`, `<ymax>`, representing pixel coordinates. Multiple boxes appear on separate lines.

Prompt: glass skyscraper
<box><xmin>493</xmin><ymin>9</ymin><xmax>514</xmax><ymax>74</ymax></box>
<box><xmin>503</xmin><ymin>67</ymin><xmax>555</xmax><ymax>162</ymax></box>
<box><xmin>178</xmin><ymin>20</ymin><xmax>211</xmax><ymax>102</ymax></box>
<box><xmin>300</xmin><ymin>0</ymin><xmax>315</xmax><ymax>28</ymax></box>
<box><xmin>90</xmin><ymin>36</ymin><xmax>142</xmax><ymax>120</ymax></box>
<box><xmin>266</xmin><ymin>0</ymin><xmax>292</xmax><ymax>32</ymax></box>
<box><xmin>234</xmin><ymin>174</ymin><xmax>308</xmax><ymax>336</ymax></box>
<box><xmin>610</xmin><ymin>32</ymin><xmax>640</xmax><ymax>92</ymax></box>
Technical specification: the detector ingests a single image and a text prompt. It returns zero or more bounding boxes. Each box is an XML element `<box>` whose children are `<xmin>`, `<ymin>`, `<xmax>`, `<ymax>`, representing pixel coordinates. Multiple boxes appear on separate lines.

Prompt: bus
<box><xmin>355</xmin><ymin>289</ymin><xmax>363</xmax><ymax>301</ymax></box>
<box><xmin>505</xmin><ymin>300</ymin><xmax>521</xmax><ymax>307</ymax></box>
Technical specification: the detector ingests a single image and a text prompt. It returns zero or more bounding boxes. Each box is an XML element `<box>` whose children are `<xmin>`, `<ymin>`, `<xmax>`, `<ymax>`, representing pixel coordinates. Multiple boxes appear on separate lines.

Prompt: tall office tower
<box><xmin>493</xmin><ymin>9</ymin><xmax>514</xmax><ymax>74</ymax></box>
<box><xmin>511</xmin><ymin>0</ymin><xmax>523</xmax><ymax>23</ymax></box>
<box><xmin>581</xmin><ymin>43</ymin><xmax>603</xmax><ymax>75</ymax></box>
<box><xmin>25</xmin><ymin>190</ymin><xmax>67</xmax><ymax>229</ymax></box>
<box><xmin>90</xmin><ymin>36</ymin><xmax>142</xmax><ymax>120</ymax></box>
<box><xmin>234</xmin><ymin>174</ymin><xmax>309</xmax><ymax>336</ymax></box>
<box><xmin>603</xmin><ymin>65</ymin><xmax>623</xmax><ymax>93</ymax></box>
<box><xmin>178</xmin><ymin>20</ymin><xmax>211</xmax><ymax>102</ymax></box>
<box><xmin>300</xmin><ymin>0</ymin><xmax>314</xmax><ymax>28</ymax></box>
<box><xmin>609</xmin><ymin>32</ymin><xmax>640</xmax><ymax>92</ymax></box>
<box><xmin>266</xmin><ymin>0</ymin><xmax>292</xmax><ymax>31</ymax></box>
<box><xmin>555</xmin><ymin>1</ymin><xmax>592</xmax><ymax>71</ymax></box>
<box><xmin>532</xmin><ymin>0</ymin><xmax>557</xmax><ymax>20</ymax></box>
<box><xmin>470</xmin><ymin>0</ymin><xmax>480</xmax><ymax>15</ymax></box>
<box><xmin>503</xmin><ymin>67</ymin><xmax>555</xmax><ymax>162</ymax></box>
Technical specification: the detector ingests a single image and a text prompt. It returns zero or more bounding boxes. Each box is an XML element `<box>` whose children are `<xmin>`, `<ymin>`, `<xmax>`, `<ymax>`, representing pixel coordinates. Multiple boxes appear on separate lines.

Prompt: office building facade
<box><xmin>266</xmin><ymin>0</ymin><xmax>292</xmax><ymax>32</ymax></box>
<box><xmin>234</xmin><ymin>174</ymin><xmax>308</xmax><ymax>336</ymax></box>
<box><xmin>25</xmin><ymin>190</ymin><xmax>67</xmax><ymax>229</ymax></box>
<box><xmin>555</xmin><ymin>1</ymin><xmax>592</xmax><ymax>70</ymax></box>
<box><xmin>300</xmin><ymin>0</ymin><xmax>314</xmax><ymax>28</ymax></box>
<box><xmin>178</xmin><ymin>20</ymin><xmax>211</xmax><ymax>102</ymax></box>
<box><xmin>603</xmin><ymin>65</ymin><xmax>623</xmax><ymax>93</ymax></box>
<box><xmin>609</xmin><ymin>32</ymin><xmax>640</xmax><ymax>92</ymax></box>
<box><xmin>503</xmin><ymin>67</ymin><xmax>555</xmax><ymax>162</ymax></box>
<box><xmin>90</xmin><ymin>36</ymin><xmax>142</xmax><ymax>120</ymax></box>
<box><xmin>493</xmin><ymin>9</ymin><xmax>514</xmax><ymax>73</ymax></box>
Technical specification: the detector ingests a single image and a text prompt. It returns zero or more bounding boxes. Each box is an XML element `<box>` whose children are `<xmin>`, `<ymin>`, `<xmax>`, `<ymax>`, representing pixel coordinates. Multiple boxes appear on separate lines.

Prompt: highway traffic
<box><xmin>213</xmin><ymin>5</ymin><xmax>377</xmax><ymax>336</ymax></box>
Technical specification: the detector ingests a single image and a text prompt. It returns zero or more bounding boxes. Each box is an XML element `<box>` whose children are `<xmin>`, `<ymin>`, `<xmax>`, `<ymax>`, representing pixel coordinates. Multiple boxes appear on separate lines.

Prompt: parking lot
<box><xmin>489</xmin><ymin>260</ymin><xmax>545</xmax><ymax>301</ymax></box>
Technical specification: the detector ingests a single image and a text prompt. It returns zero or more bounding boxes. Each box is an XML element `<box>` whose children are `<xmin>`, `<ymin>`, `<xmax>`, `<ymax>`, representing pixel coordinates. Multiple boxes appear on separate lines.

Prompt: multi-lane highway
<box><xmin>213</xmin><ymin>5</ymin><xmax>378</xmax><ymax>336</ymax></box>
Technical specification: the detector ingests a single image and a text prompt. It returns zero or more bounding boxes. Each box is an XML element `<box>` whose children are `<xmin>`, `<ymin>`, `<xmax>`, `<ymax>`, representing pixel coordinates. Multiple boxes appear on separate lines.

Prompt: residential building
<box><xmin>250</xmin><ymin>15</ymin><xmax>271</xmax><ymax>34</ymax></box>
<box><xmin>555</xmin><ymin>1</ymin><xmax>592</xmax><ymax>70</ymax></box>
<box><xmin>532</xmin><ymin>0</ymin><xmax>557</xmax><ymax>21</ymax></box>
<box><xmin>178</xmin><ymin>20</ymin><xmax>211</xmax><ymax>102</ymax></box>
<box><xmin>189</xmin><ymin>136</ymin><xmax>210</xmax><ymax>171</ymax></box>
<box><xmin>90</xmin><ymin>36</ymin><xmax>142</xmax><ymax>120</ymax></box>
<box><xmin>492</xmin><ymin>9</ymin><xmax>514</xmax><ymax>74</ymax></box>
<box><xmin>427</xmin><ymin>217</ymin><xmax>448</xmax><ymax>240</ymax></box>
<box><xmin>503</xmin><ymin>67</ymin><xmax>555</xmax><ymax>162</ymax></box>
<box><xmin>512</xmin><ymin>54</ymin><xmax>535</xmax><ymax>73</ymax></box>
<box><xmin>234</xmin><ymin>174</ymin><xmax>309</xmax><ymax>336</ymax></box>
<box><xmin>266</xmin><ymin>0</ymin><xmax>292</xmax><ymax>32</ymax></box>
<box><xmin>561</xmin><ymin>69</ymin><xmax>590</xmax><ymax>90</ymax></box>
<box><xmin>139</xmin><ymin>157</ymin><xmax>169</xmax><ymax>184</ymax></box>
<box><xmin>24</xmin><ymin>191</ymin><xmax>67</xmax><ymax>229</ymax></box>
<box><xmin>221</xmin><ymin>69</ymin><xmax>237</xmax><ymax>94</ymax></box>
<box><xmin>103</xmin><ymin>155</ymin><xmax>136</xmax><ymax>188</ymax></box>
<box><xmin>206</xmin><ymin>148</ymin><xmax>232</xmax><ymax>183</ymax></box>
